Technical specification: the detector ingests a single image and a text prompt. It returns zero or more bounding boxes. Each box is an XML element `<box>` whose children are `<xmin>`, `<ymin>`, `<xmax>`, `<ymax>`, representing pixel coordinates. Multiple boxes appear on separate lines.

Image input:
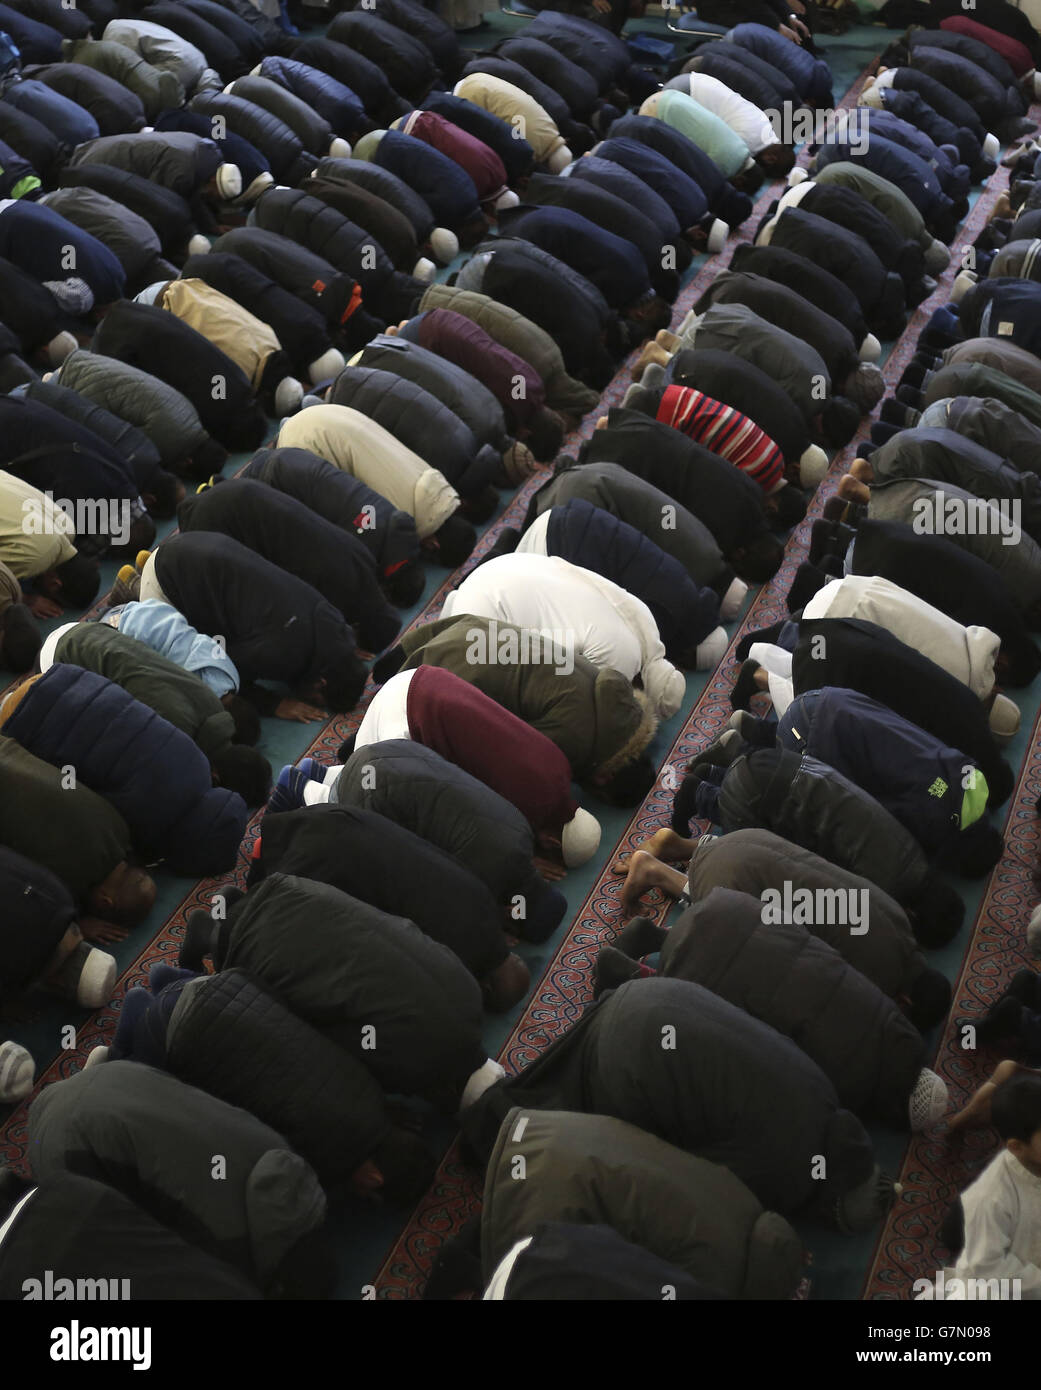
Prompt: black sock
<box><xmin>371</xmin><ymin>645</ymin><xmax>404</xmax><ymax>685</ymax></box>
<box><xmin>615</xmin><ymin>915</ymin><xmax>669</xmax><ymax>959</ymax></box>
<box><xmin>730</xmin><ymin>657</ymin><xmax>762</xmax><ymax>712</ymax></box>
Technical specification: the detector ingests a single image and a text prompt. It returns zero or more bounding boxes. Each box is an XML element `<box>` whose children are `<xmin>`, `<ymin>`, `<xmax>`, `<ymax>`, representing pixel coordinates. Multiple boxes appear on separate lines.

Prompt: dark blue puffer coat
<box><xmin>189</xmin><ymin>91</ymin><xmax>316</xmax><ymax>184</ymax></box>
<box><xmin>815</xmin><ymin>133</ymin><xmax>959</xmax><ymax>239</ymax></box>
<box><xmin>370</xmin><ymin>128</ymin><xmax>483</xmax><ymax>231</ymax></box>
<box><xmin>608</xmin><ymin>113</ymin><xmax>753</xmax><ymax>228</ymax></box>
<box><xmin>326</xmin><ymin>364</ymin><xmax>501</xmax><ymax>500</ymax></box>
<box><xmin>327</xmin><ymin>10</ymin><xmax>441</xmax><ymax>104</ymax></box>
<box><xmin>860</xmin><ymin>108</ymin><xmax>970</xmax><ymax>201</ymax></box>
<box><xmin>726</xmin><ymin>23</ymin><xmax>834</xmax><ymax>106</ymax></box>
<box><xmin>256</xmin><ymin>57</ymin><xmax>368</xmax><ymax>141</ymax></box>
<box><xmin>525</xmin><ymin>11</ymin><xmax>632</xmax><ymax>90</ymax></box>
<box><xmin>593</xmin><ymin>137</ymin><xmax>709</xmax><ymax>237</ymax></box>
<box><xmin>154</xmin><ymin>108</ymin><xmax>271</xmax><ymax>192</ymax></box>
<box><xmin>0</xmin><ymin>198</ymin><xmax>125</xmax><ymax>306</ymax></box>
<box><xmin>775</xmin><ymin>686</ymin><xmax>987</xmax><ymax>856</ymax></box>
<box><xmin>0</xmin><ymin>138</ymin><xmax>39</xmax><ymax>200</ymax></box>
<box><xmin>546</xmin><ymin>498</ymin><xmax>721</xmax><ymax>659</ymax></box>
<box><xmin>291</xmin><ymin>36</ymin><xmax>411</xmax><ymax>127</ymax></box>
<box><xmin>960</xmin><ymin>278</ymin><xmax>1041</xmax><ymax>361</ymax></box>
<box><xmin>29</xmin><ymin>62</ymin><xmax>146</xmax><ymax>138</ymax></box>
<box><xmin>4</xmin><ymin>664</ymin><xmax>247</xmax><ymax>875</ymax></box>
<box><xmin>0</xmin><ymin>5</ymin><xmax>62</xmax><ymax>64</ymax></box>
<box><xmin>497</xmin><ymin>204</ymin><xmax>651</xmax><ymax>312</ymax></box>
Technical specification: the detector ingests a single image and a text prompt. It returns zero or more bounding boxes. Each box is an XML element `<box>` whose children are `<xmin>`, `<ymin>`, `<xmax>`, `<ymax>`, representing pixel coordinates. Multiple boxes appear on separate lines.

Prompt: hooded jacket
<box><xmin>407</xmin><ymin>307</ymin><xmax>544</xmax><ymax>433</ymax></box>
<box><xmin>481</xmin><ymin>1107</ymin><xmax>803</xmax><ymax>1299</ymax></box>
<box><xmin>153</xmin><ymin>531</ymin><xmax>361</xmax><ymax>693</ymax></box>
<box><xmin>93</xmin><ymin>299</ymin><xmax>266</xmax><ymax>452</ymax></box>
<box><xmin>61</xmin><ymin>36</ymin><xmax>185</xmax><ymax>119</ymax></box>
<box><xmin>209</xmin><ymin>226</ymin><xmax>364</xmax><ymax>334</ymax></box>
<box><xmin>0</xmin><ymin>198</ymin><xmax>125</xmax><ymax>307</ymax></box>
<box><xmin>53</xmin><ymin>621</ymin><xmax>237</xmax><ymax>762</ymax></box>
<box><xmin>421</xmin><ymin>90</ymin><xmax>533</xmax><ymax>182</ymax></box>
<box><xmin>327</xmin><ymin>364</ymin><xmax>502</xmax><ymax>500</ymax></box>
<box><xmin>276</xmin><ymin>403</ymin><xmax>460</xmax><ymax>540</ymax></box>
<box><xmin>3</xmin><ymin>664</ymin><xmax>247</xmax><ymax>876</ymax></box>
<box><xmin>26</xmin><ymin>1062</ymin><xmax>328</xmax><ymax>1292</ymax></box>
<box><xmin>254</xmin><ymin>56</ymin><xmax>368</xmax><ymax>142</ymax></box>
<box><xmin>394</xmin><ymin>612</ymin><xmax>656</xmax><ymax>777</ymax></box>
<box><xmin>176</xmin><ymin>479</ymin><xmax>400</xmax><ymax>654</ymax></box>
<box><xmin>249</xmin><ymin>803</ymin><xmax>509</xmax><ymax>979</ymax></box>
<box><xmin>241</xmin><ymin>445</ymin><xmax>421</xmax><ymax>579</ymax></box>
<box><xmin>661</xmin><ymin>888</ymin><xmax>924</xmax><ymax>1128</ymax></box>
<box><xmin>462</xmin><ymin>976</ymin><xmax>876</xmax><ymax>1220</ymax></box>
<box><xmin>686</xmin><ymin>828</ymin><xmax>929</xmax><ymax>1001</ymax></box>
<box><xmin>442</xmin><ymin>552</ymin><xmax>686</xmax><ymax>720</ymax></box>
<box><xmin>28</xmin><ymin>61</ymin><xmax>146</xmax><ymax>137</ymax></box>
<box><xmin>217</xmin><ymin>872</ymin><xmax>485</xmax><ymax>1110</ymax></box>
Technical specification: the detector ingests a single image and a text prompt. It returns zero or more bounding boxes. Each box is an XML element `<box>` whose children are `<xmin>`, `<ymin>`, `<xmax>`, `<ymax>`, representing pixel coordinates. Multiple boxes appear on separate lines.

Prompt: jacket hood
<box><xmin>592</xmin><ymin>678</ymin><xmax>657</xmax><ymax>779</ymax></box>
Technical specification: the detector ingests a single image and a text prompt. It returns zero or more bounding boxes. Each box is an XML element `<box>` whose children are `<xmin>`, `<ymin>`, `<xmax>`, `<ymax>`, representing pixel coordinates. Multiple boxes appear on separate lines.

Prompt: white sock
<box><xmin>302</xmin><ymin>780</ymin><xmax>333</xmax><ymax>805</ymax></box>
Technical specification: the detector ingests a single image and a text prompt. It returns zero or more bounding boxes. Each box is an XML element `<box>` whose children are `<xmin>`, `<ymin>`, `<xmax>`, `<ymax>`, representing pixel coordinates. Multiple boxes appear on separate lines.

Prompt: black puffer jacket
<box><xmin>217</xmin><ymin>872</ymin><xmax>486</xmax><ymax>1110</ymax></box>
<box><xmin>326</xmin><ymin>10</ymin><xmax>441</xmax><ymax>104</ymax></box>
<box><xmin>189</xmin><ymin>91</ymin><xmax>316</xmax><ymax>184</ymax></box>
<box><xmin>58</xmin><ymin>163</ymin><xmax>198</xmax><ymax>259</ymax></box>
<box><xmin>226</xmin><ymin>74</ymin><xmax>334</xmax><ymax>157</ymax></box>
<box><xmin>291</xmin><ymin>37</ymin><xmax>412</xmax><ymax>127</ymax></box>
<box><xmin>248</xmin><ymin>804</ymin><xmax>511</xmax><ymax>980</ymax></box>
<box><xmin>0</xmin><ymin>846</ymin><xmax>76</xmax><ymax>1002</ymax></box>
<box><xmin>166</xmin><ymin>968</ymin><xmax>391</xmax><ymax>1185</ymax></box>
<box><xmin>209</xmin><ymin>226</ymin><xmax>368</xmax><ymax>335</ymax></box>
<box><xmin>659</xmin><ymin>887</ymin><xmax>925</xmax><ymax>1128</ymax></box>
<box><xmin>42</xmin><ymin>186</ymin><xmax>173</xmax><ymax>295</ymax></box>
<box><xmin>240</xmin><ymin>446</ymin><xmax>421</xmax><ymax>580</ymax></box>
<box><xmin>340</xmin><ymin>0</ymin><xmax>462</xmax><ymax>79</ymax></box>
<box><xmin>327</xmin><ymin>365</ymin><xmax>501</xmax><ymax>499</ymax></box>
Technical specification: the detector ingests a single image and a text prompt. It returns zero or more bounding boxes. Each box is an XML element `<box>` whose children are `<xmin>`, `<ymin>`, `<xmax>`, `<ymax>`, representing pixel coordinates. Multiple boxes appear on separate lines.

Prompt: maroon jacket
<box><xmin>406</xmin><ymin>665</ymin><xmax>578</xmax><ymax>837</ymax></box>
<box><xmin>400</xmin><ymin>110</ymin><xmax>509</xmax><ymax>205</ymax></box>
<box><xmin>416</xmin><ymin>307</ymin><xmax>545</xmax><ymax>430</ymax></box>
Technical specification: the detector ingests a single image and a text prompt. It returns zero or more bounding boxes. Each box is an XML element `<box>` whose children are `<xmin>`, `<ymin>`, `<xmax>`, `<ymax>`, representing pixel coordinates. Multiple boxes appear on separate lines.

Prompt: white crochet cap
<box><xmin>547</xmin><ymin>145</ymin><xmax>573</xmax><ymax>174</ymax></box>
<box><xmin>859</xmin><ymin>332</ymin><xmax>881</xmax><ymax>363</ymax></box>
<box><xmin>706</xmin><ymin>217</ymin><xmax>728</xmax><ymax>255</ymax></box>
<box><xmin>215</xmin><ymin>162</ymin><xmax>242</xmax><ymax>200</ymax></box>
<box><xmin>721</xmin><ymin>577</ymin><xmax>749</xmax><ymax>621</ymax></box>
<box><xmin>308</xmin><ymin>347</ymin><xmax>345</xmax><ymax>381</ymax></box>
<box><xmin>1028</xmin><ymin>903</ymin><xmax>1041</xmax><ymax>956</ymax></box>
<box><xmin>429</xmin><ymin>226</ymin><xmax>459</xmax><ymax>264</ymax></box>
<box><xmin>644</xmin><ymin>661</ymin><xmax>686</xmax><ymax>718</ymax></box>
<box><xmin>695</xmin><ymin>625</ymin><xmax>729</xmax><ymax>669</ymax></box>
<box><xmin>908</xmin><ymin>1067</ymin><xmax>948</xmax><ymax>1131</ymax></box>
<box><xmin>274</xmin><ymin>377</ymin><xmax>304</xmax><ymax>417</ymax></box>
<box><xmin>0</xmin><ymin>1041</ymin><xmax>34</xmax><ymax>1104</ymax></box>
<box><xmin>989</xmin><ymin>693</ymin><xmax>1020</xmax><ymax>740</ymax></box>
<box><xmin>799</xmin><ymin>444</ymin><xmax>829</xmax><ymax>489</ymax></box>
<box><xmin>243</xmin><ymin>171</ymin><xmax>275</xmax><ymax>202</ymax></box>
<box><xmin>494</xmin><ymin>189</ymin><xmax>520</xmax><ymax>210</ymax></box>
<box><xmin>461</xmin><ymin>1058</ymin><xmax>506</xmax><ymax>1110</ymax></box>
<box><xmin>329</xmin><ymin>136</ymin><xmax>352</xmax><ymax>159</ymax></box>
<box><xmin>983</xmin><ymin>132</ymin><xmax>1000</xmax><ymax>160</ymax></box>
<box><xmin>76</xmin><ymin>947</ymin><xmax>117</xmax><ymax>1009</ymax></box>
<box><xmin>787</xmin><ymin>165</ymin><xmax>810</xmax><ymax>187</ymax></box>
<box><xmin>412</xmin><ymin>256</ymin><xmax>436</xmax><ymax>282</ymax></box>
<box><xmin>187</xmin><ymin>232</ymin><xmax>211</xmax><ymax>256</ymax></box>
<box><xmin>83</xmin><ymin>1044</ymin><xmax>111</xmax><ymax>1070</ymax></box>
<box><xmin>950</xmin><ymin>269</ymin><xmax>978</xmax><ymax>304</ymax></box>
<box><xmin>46</xmin><ymin>331</ymin><xmax>78</xmax><ymax>368</ymax></box>
<box><xmin>561</xmin><ymin>806</ymin><xmax>601</xmax><ymax>867</ymax></box>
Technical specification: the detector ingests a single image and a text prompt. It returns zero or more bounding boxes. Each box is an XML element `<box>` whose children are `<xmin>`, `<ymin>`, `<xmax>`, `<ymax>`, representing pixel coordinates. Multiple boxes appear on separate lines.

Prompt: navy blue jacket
<box><xmin>0</xmin><ymin>5</ymin><xmax>62</xmax><ymax>64</ymax></box>
<box><xmin>0</xmin><ymin>198</ymin><xmax>125</xmax><ymax>306</ymax></box>
<box><xmin>816</xmin><ymin>133</ymin><xmax>958</xmax><ymax>237</ymax></box>
<box><xmin>497</xmin><ymin>37</ymin><xmax>600</xmax><ymax>118</ymax></box>
<box><xmin>861</xmin><ymin>108</ymin><xmax>970</xmax><ymax>201</ymax></box>
<box><xmin>593</xmin><ymin>137</ymin><xmax>709</xmax><ymax>235</ymax></box>
<box><xmin>547</xmin><ymin>498</ymin><xmax>721</xmax><ymax>657</ymax></box>
<box><xmin>525</xmin><ymin>11</ymin><xmax>632</xmax><ymax>90</ymax></box>
<box><xmin>727</xmin><ymin>23</ymin><xmax>834</xmax><ymax>106</ymax></box>
<box><xmin>291</xmin><ymin>37</ymin><xmax>411</xmax><ymax>127</ymax></box>
<box><xmin>189</xmin><ymin>92</ymin><xmax>315</xmax><ymax>185</ymax></box>
<box><xmin>154</xmin><ymin>108</ymin><xmax>270</xmax><ymax>192</ymax></box>
<box><xmin>373</xmin><ymin>128</ymin><xmax>482</xmax><ymax>230</ymax></box>
<box><xmin>607</xmin><ymin>114</ymin><xmax>753</xmax><ymax>227</ymax></box>
<box><xmin>3</xmin><ymin>77</ymin><xmax>98</xmax><ymax>148</ymax></box>
<box><xmin>906</xmin><ymin>41</ymin><xmax>1023</xmax><ymax>128</ymax></box>
<box><xmin>257</xmin><ymin>57</ymin><xmax>368</xmax><ymax>141</ymax></box>
<box><xmin>5</xmin><ymin>664</ymin><xmax>247</xmax><ymax>876</ymax></box>
<box><xmin>960</xmin><ymin>278</ymin><xmax>1041</xmax><ymax>363</ymax></box>
<box><xmin>30</xmin><ymin>62</ymin><xmax>146</xmax><ymax>138</ymax></box>
<box><xmin>498</xmin><ymin>204</ymin><xmax>650</xmax><ymax>311</ymax></box>
<box><xmin>776</xmin><ymin>686</ymin><xmax>984</xmax><ymax>856</ymax></box>
<box><xmin>326</xmin><ymin>11</ymin><xmax>440</xmax><ymax>104</ymax></box>
<box><xmin>566</xmin><ymin>153</ymin><xmax>683</xmax><ymax>245</ymax></box>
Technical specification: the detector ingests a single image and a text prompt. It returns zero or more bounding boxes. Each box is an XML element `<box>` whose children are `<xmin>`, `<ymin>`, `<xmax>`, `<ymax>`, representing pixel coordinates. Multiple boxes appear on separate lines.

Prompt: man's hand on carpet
<box><xmin>79</xmin><ymin>917</ymin><xmax>129</xmax><ymax>944</ymax></box>
<box><xmin>790</xmin><ymin>15</ymin><xmax>811</xmax><ymax>40</ymax></box>
<box><xmin>274</xmin><ymin>698</ymin><xmax>326</xmax><ymax>723</ymax></box>
<box><xmin>24</xmin><ymin>594</ymin><xmax>63</xmax><ymax>619</ymax></box>
<box><xmin>780</xmin><ymin>23</ymin><xmax>804</xmax><ymax>44</ymax></box>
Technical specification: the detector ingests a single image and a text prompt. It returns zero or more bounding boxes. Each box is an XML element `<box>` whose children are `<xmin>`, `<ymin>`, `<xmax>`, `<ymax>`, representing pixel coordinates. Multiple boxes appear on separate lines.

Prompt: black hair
<box><xmin>769</xmin><ymin>484</ymin><xmax>807</xmax><ymax>531</ymax></box>
<box><xmin>323</xmin><ymin>655</ymin><xmax>368</xmax><ymax>713</ymax></box>
<box><xmin>384</xmin><ymin>559</ymin><xmax>425</xmax><ymax>608</ymax></box>
<box><xmin>757</xmin><ymin>144</ymin><xmax>796</xmax><ymax>176</ymax></box>
<box><xmin>597</xmin><ymin>752</ymin><xmax>657</xmax><ymax>808</ymax></box>
<box><xmin>212</xmin><ymin>745</ymin><xmax>272</xmax><ymax>807</ymax></box>
<box><xmin>909</xmin><ymin>874</ymin><xmax>964</xmax><ymax>948</ymax></box>
<box><xmin>224</xmin><ymin>693</ymin><xmax>260</xmax><ymax>746</ymax></box>
<box><xmin>907</xmin><ymin>968</ymin><xmax>952</xmax><ymax>1031</ymax></box>
<box><xmin>735</xmin><ymin>532</ymin><xmax>783</xmax><ymax>585</ymax></box>
<box><xmin>821</xmin><ymin>396</ymin><xmax>862</xmax><ymax>449</ymax></box>
<box><xmin>0</xmin><ymin>604</ymin><xmax>41</xmax><ymax>673</ymax></box>
<box><xmin>433</xmin><ymin>514</ymin><xmax>477</xmax><ymax>567</ymax></box>
<box><xmin>527</xmin><ymin>407</ymin><xmax>565</xmax><ymax>464</ymax></box>
<box><xmin>183</xmin><ymin>436</ymin><xmax>228</xmax><ymax>482</ymax></box>
<box><xmin>992</xmin><ymin>1074</ymin><xmax>1041</xmax><ymax>1143</ymax></box>
<box><xmin>145</xmin><ymin>470</ymin><xmax>183</xmax><ymax>519</ymax></box>
<box><xmin>460</xmin><ymin>483</ymin><xmax>499</xmax><ymax>524</ymax></box>
<box><xmin>54</xmin><ymin>551</ymin><xmax>100</xmax><ymax>609</ymax></box>
<box><xmin>370</xmin><ymin>1127</ymin><xmax>437</xmax><ymax>1206</ymax></box>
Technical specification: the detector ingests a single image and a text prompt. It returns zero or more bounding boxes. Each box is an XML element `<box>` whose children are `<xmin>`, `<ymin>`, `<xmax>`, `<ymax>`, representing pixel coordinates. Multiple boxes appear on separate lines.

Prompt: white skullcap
<box><xmin>561</xmin><ymin>806</ymin><xmax>601</xmax><ymax>867</ymax></box>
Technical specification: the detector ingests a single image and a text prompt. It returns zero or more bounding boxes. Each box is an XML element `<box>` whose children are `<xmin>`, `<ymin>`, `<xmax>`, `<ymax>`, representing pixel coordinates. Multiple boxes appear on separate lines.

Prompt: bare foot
<box><xmin>849</xmin><ymin>457</ymin><xmax>873</xmax><ymax>483</ymax></box>
<box><xmin>620</xmin><ymin>850</ymin><xmax>688</xmax><ymax>917</ymax></box>
<box><xmin>837</xmin><ymin>473</ymin><xmax>870</xmax><ymax>505</ymax></box>
<box><xmin>611</xmin><ymin>827</ymin><xmax>696</xmax><ymax>874</ymax></box>
<box><xmin>595</xmin><ymin>415</ymin><xmax>609</xmax><ymax>430</ymax></box>
<box><xmin>630</xmin><ymin>341</ymin><xmax>669</xmax><ymax>381</ymax></box>
<box><xmin>656</xmin><ymin>329</ymin><xmax>680</xmax><ymax>352</ymax></box>
<box><xmin>946</xmin><ymin>1059</ymin><xmax>1027</xmax><ymax>1135</ymax></box>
